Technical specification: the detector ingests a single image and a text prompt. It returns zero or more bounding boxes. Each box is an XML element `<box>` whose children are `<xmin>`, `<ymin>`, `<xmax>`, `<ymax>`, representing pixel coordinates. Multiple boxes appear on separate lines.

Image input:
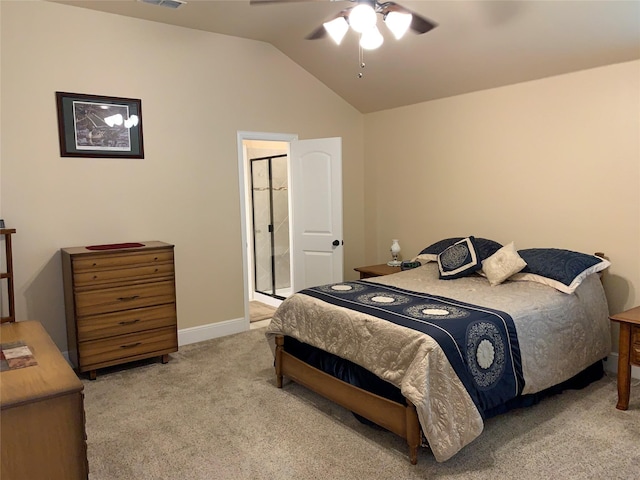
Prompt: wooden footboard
<box><xmin>274</xmin><ymin>335</ymin><xmax>421</xmax><ymax>464</ymax></box>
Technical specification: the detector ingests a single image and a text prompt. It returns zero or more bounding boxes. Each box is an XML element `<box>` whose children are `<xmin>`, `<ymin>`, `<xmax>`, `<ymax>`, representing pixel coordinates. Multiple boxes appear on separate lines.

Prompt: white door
<box><xmin>290</xmin><ymin>137</ymin><xmax>343</xmax><ymax>292</ymax></box>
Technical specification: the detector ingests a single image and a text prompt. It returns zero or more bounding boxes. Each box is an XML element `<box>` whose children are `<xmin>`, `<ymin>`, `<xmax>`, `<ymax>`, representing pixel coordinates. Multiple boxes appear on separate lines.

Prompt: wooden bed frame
<box><xmin>273</xmin><ymin>253</ymin><xmax>608</xmax><ymax>465</ymax></box>
<box><xmin>274</xmin><ymin>335</ymin><xmax>422</xmax><ymax>464</ymax></box>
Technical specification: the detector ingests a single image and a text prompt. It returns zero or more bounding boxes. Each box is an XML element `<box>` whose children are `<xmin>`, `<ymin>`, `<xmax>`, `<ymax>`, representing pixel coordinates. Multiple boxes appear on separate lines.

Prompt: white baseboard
<box><xmin>178</xmin><ymin>317</ymin><xmax>248</xmax><ymax>346</ymax></box>
<box><xmin>604</xmin><ymin>352</ymin><xmax>640</xmax><ymax>380</ymax></box>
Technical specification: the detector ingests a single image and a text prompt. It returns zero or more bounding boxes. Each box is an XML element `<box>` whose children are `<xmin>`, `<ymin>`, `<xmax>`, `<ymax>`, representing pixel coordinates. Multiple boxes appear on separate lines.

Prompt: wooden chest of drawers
<box><xmin>62</xmin><ymin>242</ymin><xmax>178</xmax><ymax>379</ymax></box>
<box><xmin>1</xmin><ymin>321</ymin><xmax>88</xmax><ymax>479</ymax></box>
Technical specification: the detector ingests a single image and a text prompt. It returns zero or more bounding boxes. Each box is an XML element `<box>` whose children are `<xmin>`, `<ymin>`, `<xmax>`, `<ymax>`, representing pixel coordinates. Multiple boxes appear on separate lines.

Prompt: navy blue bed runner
<box><xmin>301</xmin><ymin>280</ymin><xmax>525</xmax><ymax>418</ymax></box>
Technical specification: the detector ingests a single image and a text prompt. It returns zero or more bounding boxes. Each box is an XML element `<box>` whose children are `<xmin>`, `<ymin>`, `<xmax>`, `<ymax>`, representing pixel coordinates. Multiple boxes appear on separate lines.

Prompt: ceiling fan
<box><xmin>250</xmin><ymin>0</ymin><xmax>437</xmax><ymax>50</ymax></box>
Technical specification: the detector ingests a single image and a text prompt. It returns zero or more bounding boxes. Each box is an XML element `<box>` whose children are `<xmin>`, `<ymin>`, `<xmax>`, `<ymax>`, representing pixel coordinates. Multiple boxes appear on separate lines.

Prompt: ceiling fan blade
<box><xmin>306</xmin><ymin>25</ymin><xmax>328</xmax><ymax>40</ymax></box>
<box><xmin>381</xmin><ymin>2</ymin><xmax>438</xmax><ymax>34</ymax></box>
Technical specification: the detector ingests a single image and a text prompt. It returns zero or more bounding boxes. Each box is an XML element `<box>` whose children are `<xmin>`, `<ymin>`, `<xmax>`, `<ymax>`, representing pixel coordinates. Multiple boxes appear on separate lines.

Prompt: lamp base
<box><xmin>387</xmin><ymin>260</ymin><xmax>402</xmax><ymax>267</ymax></box>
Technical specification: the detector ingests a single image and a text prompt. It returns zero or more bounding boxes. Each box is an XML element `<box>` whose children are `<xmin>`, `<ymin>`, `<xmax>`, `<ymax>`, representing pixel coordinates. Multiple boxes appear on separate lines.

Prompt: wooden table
<box><xmin>1</xmin><ymin>321</ymin><xmax>88</xmax><ymax>479</ymax></box>
<box><xmin>354</xmin><ymin>263</ymin><xmax>401</xmax><ymax>279</ymax></box>
<box><xmin>609</xmin><ymin>306</ymin><xmax>640</xmax><ymax>410</ymax></box>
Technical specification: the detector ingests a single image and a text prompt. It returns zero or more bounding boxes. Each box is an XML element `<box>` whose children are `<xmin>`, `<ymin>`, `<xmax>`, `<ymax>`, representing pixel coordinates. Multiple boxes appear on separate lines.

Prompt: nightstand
<box><xmin>354</xmin><ymin>263</ymin><xmax>401</xmax><ymax>279</ymax></box>
<box><xmin>609</xmin><ymin>306</ymin><xmax>640</xmax><ymax>410</ymax></box>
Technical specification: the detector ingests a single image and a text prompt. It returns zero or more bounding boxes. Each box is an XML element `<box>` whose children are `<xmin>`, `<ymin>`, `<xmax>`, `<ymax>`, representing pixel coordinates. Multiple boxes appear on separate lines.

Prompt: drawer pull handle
<box><xmin>117</xmin><ymin>295</ymin><xmax>140</xmax><ymax>302</ymax></box>
<box><xmin>120</xmin><ymin>342</ymin><xmax>142</xmax><ymax>349</ymax></box>
<box><xmin>119</xmin><ymin>319</ymin><xmax>141</xmax><ymax>326</ymax></box>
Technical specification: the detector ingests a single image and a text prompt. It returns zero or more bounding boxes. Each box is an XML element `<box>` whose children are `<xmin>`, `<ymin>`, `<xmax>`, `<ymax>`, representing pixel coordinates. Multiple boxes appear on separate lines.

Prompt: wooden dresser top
<box><xmin>610</xmin><ymin>306</ymin><xmax>640</xmax><ymax>326</ymax></box>
<box><xmin>1</xmin><ymin>321</ymin><xmax>83</xmax><ymax>409</ymax></box>
<box><xmin>61</xmin><ymin>241</ymin><xmax>173</xmax><ymax>256</ymax></box>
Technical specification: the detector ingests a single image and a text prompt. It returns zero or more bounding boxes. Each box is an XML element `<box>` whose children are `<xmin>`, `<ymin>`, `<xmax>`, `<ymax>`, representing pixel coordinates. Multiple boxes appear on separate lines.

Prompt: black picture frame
<box><xmin>55</xmin><ymin>92</ymin><xmax>144</xmax><ymax>159</ymax></box>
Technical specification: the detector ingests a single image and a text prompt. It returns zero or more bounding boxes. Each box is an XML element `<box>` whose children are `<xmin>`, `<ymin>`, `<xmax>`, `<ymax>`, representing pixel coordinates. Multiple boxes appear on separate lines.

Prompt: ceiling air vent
<box><xmin>139</xmin><ymin>0</ymin><xmax>186</xmax><ymax>9</ymax></box>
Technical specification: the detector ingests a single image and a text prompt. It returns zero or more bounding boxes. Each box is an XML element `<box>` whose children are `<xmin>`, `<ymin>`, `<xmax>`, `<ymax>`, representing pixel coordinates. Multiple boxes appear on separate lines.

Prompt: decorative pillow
<box><xmin>437</xmin><ymin>237</ymin><xmax>481</xmax><ymax>279</ymax></box>
<box><xmin>509</xmin><ymin>248</ymin><xmax>610</xmax><ymax>294</ymax></box>
<box><xmin>416</xmin><ymin>237</ymin><xmax>463</xmax><ymax>262</ymax></box>
<box><xmin>417</xmin><ymin>237</ymin><xmax>502</xmax><ymax>264</ymax></box>
<box><xmin>481</xmin><ymin>242</ymin><xmax>527</xmax><ymax>286</ymax></box>
<box><xmin>475</xmin><ymin>238</ymin><xmax>503</xmax><ymax>263</ymax></box>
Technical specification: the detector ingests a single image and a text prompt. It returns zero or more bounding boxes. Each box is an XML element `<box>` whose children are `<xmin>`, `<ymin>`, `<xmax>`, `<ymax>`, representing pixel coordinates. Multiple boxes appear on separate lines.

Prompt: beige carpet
<box><xmin>249</xmin><ymin>301</ymin><xmax>277</xmax><ymax>323</ymax></box>
<box><xmin>82</xmin><ymin>328</ymin><xmax>640</xmax><ymax>480</ymax></box>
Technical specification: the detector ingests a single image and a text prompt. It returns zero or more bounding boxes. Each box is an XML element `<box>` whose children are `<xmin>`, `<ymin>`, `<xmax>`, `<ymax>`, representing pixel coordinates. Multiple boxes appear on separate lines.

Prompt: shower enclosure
<box><xmin>250</xmin><ymin>154</ymin><xmax>291</xmax><ymax>300</ymax></box>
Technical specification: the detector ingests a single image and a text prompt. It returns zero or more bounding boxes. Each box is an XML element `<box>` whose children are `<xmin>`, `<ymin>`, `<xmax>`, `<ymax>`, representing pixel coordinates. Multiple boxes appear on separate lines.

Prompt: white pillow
<box><xmin>481</xmin><ymin>242</ymin><xmax>527</xmax><ymax>286</ymax></box>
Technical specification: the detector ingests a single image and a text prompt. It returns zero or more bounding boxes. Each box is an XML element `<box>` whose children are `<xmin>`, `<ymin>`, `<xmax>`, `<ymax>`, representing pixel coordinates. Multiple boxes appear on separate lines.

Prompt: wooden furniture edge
<box><xmin>274</xmin><ymin>335</ymin><xmax>420</xmax><ymax>464</ymax></box>
<box><xmin>1</xmin><ymin>228</ymin><xmax>16</xmax><ymax>323</ymax></box>
<box><xmin>609</xmin><ymin>305</ymin><xmax>640</xmax><ymax>410</ymax></box>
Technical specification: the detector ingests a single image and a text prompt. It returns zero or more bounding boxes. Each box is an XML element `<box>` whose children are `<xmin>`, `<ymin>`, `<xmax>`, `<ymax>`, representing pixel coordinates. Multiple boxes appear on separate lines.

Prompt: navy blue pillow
<box><xmin>419</xmin><ymin>237</ymin><xmax>463</xmax><ymax>256</ymax></box>
<box><xmin>514</xmin><ymin>248</ymin><xmax>610</xmax><ymax>293</ymax></box>
<box><xmin>475</xmin><ymin>238</ymin><xmax>503</xmax><ymax>262</ymax></box>
<box><xmin>419</xmin><ymin>237</ymin><xmax>502</xmax><ymax>266</ymax></box>
<box><xmin>437</xmin><ymin>237</ymin><xmax>482</xmax><ymax>279</ymax></box>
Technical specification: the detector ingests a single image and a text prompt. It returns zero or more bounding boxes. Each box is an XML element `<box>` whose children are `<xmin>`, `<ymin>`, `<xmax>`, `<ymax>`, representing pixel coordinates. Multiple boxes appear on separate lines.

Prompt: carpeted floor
<box><xmin>249</xmin><ymin>301</ymin><xmax>277</xmax><ymax>323</ymax></box>
<box><xmin>82</xmin><ymin>327</ymin><xmax>640</xmax><ymax>480</ymax></box>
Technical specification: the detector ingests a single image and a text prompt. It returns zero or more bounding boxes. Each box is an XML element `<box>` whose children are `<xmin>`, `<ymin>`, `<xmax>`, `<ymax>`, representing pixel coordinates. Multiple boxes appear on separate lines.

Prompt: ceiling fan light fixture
<box><xmin>323</xmin><ymin>16</ymin><xmax>349</xmax><ymax>45</ymax></box>
<box><xmin>384</xmin><ymin>11</ymin><xmax>412</xmax><ymax>40</ymax></box>
<box><xmin>349</xmin><ymin>3</ymin><xmax>377</xmax><ymax>34</ymax></box>
<box><xmin>359</xmin><ymin>25</ymin><xmax>384</xmax><ymax>50</ymax></box>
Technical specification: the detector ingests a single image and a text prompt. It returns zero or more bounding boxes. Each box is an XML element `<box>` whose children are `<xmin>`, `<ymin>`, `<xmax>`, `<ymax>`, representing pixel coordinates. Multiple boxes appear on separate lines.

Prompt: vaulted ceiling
<box><xmin>51</xmin><ymin>0</ymin><xmax>640</xmax><ymax>113</ymax></box>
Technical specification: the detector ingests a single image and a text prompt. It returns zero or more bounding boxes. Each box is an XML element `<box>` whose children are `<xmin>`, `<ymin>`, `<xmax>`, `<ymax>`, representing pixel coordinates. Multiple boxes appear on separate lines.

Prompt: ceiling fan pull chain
<box><xmin>358</xmin><ymin>44</ymin><xmax>365</xmax><ymax>79</ymax></box>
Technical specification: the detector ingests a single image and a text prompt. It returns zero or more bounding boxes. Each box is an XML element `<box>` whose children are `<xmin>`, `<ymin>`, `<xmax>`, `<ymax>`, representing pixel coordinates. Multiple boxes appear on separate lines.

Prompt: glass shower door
<box><xmin>250</xmin><ymin>154</ymin><xmax>290</xmax><ymax>299</ymax></box>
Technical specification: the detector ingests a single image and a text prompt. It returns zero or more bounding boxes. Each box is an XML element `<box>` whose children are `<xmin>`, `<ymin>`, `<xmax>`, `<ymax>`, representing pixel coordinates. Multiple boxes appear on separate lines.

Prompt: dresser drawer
<box><xmin>75</xmin><ymin>281</ymin><xmax>175</xmax><ymax>317</ymax></box>
<box><xmin>631</xmin><ymin>325</ymin><xmax>640</xmax><ymax>366</ymax></box>
<box><xmin>78</xmin><ymin>326</ymin><xmax>177</xmax><ymax>369</ymax></box>
<box><xmin>73</xmin><ymin>262</ymin><xmax>174</xmax><ymax>288</ymax></box>
<box><xmin>77</xmin><ymin>304</ymin><xmax>176</xmax><ymax>342</ymax></box>
<box><xmin>73</xmin><ymin>250</ymin><xmax>174</xmax><ymax>272</ymax></box>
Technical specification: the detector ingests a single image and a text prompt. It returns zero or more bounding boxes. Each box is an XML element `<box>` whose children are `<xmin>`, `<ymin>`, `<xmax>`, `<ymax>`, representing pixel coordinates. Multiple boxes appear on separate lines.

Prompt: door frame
<box><xmin>237</xmin><ymin>131</ymin><xmax>298</xmax><ymax>329</ymax></box>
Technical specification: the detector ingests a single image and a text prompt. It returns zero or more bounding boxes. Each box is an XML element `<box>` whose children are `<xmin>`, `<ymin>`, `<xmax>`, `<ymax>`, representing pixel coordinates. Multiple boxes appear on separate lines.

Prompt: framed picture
<box><xmin>55</xmin><ymin>92</ymin><xmax>144</xmax><ymax>158</ymax></box>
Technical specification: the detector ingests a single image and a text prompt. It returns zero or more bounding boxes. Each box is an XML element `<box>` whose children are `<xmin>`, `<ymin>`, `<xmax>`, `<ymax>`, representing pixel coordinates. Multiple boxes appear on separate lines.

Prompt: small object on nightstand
<box><xmin>401</xmin><ymin>261</ymin><xmax>421</xmax><ymax>271</ymax></box>
<box><xmin>609</xmin><ymin>306</ymin><xmax>640</xmax><ymax>410</ymax></box>
<box><xmin>388</xmin><ymin>239</ymin><xmax>401</xmax><ymax>266</ymax></box>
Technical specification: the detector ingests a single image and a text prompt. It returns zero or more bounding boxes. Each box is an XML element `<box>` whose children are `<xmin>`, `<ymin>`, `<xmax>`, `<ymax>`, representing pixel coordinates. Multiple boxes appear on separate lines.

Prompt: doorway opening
<box><xmin>237</xmin><ymin>132</ymin><xmax>343</xmax><ymax>330</ymax></box>
<box><xmin>237</xmin><ymin>132</ymin><xmax>297</xmax><ymax>322</ymax></box>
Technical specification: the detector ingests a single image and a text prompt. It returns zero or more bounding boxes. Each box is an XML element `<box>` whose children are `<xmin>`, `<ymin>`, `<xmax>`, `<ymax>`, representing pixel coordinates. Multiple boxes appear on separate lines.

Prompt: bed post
<box><xmin>275</xmin><ymin>335</ymin><xmax>284</xmax><ymax>388</ymax></box>
<box><xmin>406</xmin><ymin>401</ymin><xmax>420</xmax><ymax>465</ymax></box>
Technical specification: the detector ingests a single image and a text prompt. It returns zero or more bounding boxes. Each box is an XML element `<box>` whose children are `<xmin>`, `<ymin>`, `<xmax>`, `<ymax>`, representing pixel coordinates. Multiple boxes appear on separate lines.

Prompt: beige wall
<box><xmin>0</xmin><ymin>1</ymin><xmax>365</xmax><ymax>350</ymax></box>
<box><xmin>2</xmin><ymin>1</ymin><xmax>638</xmax><ymax>357</ymax></box>
<box><xmin>364</xmin><ymin>60</ymin><xmax>640</xmax><ymax>325</ymax></box>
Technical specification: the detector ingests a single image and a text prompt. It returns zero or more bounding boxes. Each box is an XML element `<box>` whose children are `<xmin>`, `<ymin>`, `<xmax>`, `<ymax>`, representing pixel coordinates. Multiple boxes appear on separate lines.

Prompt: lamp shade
<box><xmin>349</xmin><ymin>3</ymin><xmax>377</xmax><ymax>33</ymax></box>
<box><xmin>323</xmin><ymin>16</ymin><xmax>349</xmax><ymax>45</ymax></box>
<box><xmin>359</xmin><ymin>25</ymin><xmax>384</xmax><ymax>50</ymax></box>
<box><xmin>384</xmin><ymin>11</ymin><xmax>412</xmax><ymax>40</ymax></box>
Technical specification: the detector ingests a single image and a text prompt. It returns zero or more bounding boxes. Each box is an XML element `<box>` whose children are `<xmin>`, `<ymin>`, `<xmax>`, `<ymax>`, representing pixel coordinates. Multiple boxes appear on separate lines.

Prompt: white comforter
<box><xmin>265</xmin><ymin>263</ymin><xmax>610</xmax><ymax>461</ymax></box>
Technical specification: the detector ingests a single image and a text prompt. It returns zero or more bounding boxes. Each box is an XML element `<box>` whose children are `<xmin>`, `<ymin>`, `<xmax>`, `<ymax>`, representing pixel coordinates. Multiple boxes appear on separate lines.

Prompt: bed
<box><xmin>265</xmin><ymin>237</ymin><xmax>611</xmax><ymax>464</ymax></box>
